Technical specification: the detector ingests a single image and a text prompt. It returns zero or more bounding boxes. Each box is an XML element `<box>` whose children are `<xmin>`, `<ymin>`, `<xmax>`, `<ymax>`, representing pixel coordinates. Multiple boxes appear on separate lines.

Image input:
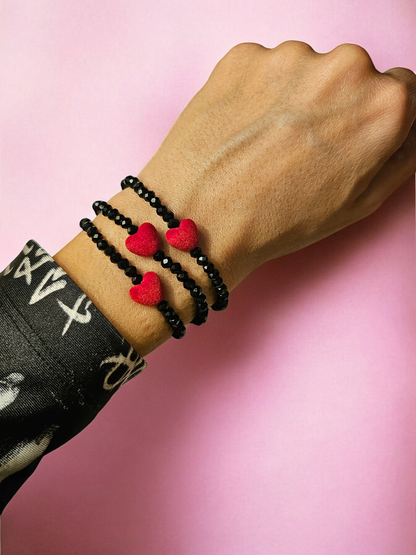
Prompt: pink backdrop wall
<box><xmin>1</xmin><ymin>1</ymin><xmax>415</xmax><ymax>554</ymax></box>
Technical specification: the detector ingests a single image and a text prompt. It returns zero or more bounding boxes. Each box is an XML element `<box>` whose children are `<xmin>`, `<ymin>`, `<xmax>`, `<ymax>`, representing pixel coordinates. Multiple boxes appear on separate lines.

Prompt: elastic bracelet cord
<box><xmin>92</xmin><ymin>200</ymin><xmax>209</xmax><ymax>326</ymax></box>
<box><xmin>121</xmin><ymin>175</ymin><xmax>229</xmax><ymax>311</ymax></box>
<box><xmin>79</xmin><ymin>218</ymin><xmax>186</xmax><ymax>339</ymax></box>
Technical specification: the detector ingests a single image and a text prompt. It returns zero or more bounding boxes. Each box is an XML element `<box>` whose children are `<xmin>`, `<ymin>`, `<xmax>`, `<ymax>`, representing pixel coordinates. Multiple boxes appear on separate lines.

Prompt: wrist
<box><xmin>135</xmin><ymin>164</ymin><xmax>254</xmax><ymax>292</ymax></box>
<box><xmin>53</xmin><ymin>181</ymin><xmax>228</xmax><ymax>356</ymax></box>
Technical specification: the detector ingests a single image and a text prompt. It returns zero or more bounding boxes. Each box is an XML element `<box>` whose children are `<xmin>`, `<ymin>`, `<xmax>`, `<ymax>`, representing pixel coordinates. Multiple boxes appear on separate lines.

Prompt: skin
<box><xmin>54</xmin><ymin>41</ymin><xmax>416</xmax><ymax>355</ymax></box>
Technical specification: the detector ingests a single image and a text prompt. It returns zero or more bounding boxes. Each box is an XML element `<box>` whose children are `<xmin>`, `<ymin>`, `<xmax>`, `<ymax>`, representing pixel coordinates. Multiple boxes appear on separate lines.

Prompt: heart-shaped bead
<box><xmin>129</xmin><ymin>272</ymin><xmax>163</xmax><ymax>306</ymax></box>
<box><xmin>125</xmin><ymin>222</ymin><xmax>160</xmax><ymax>257</ymax></box>
<box><xmin>165</xmin><ymin>219</ymin><xmax>199</xmax><ymax>252</ymax></box>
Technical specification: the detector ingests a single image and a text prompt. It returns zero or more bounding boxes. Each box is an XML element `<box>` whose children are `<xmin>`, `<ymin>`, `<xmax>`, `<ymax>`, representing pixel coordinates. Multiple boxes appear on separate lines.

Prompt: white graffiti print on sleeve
<box><xmin>57</xmin><ymin>294</ymin><xmax>92</xmax><ymax>336</ymax></box>
<box><xmin>13</xmin><ymin>244</ymin><xmax>53</xmax><ymax>285</ymax></box>
<box><xmin>101</xmin><ymin>346</ymin><xmax>147</xmax><ymax>391</ymax></box>
<box><xmin>9</xmin><ymin>243</ymin><xmax>93</xmax><ymax>336</ymax></box>
<box><xmin>0</xmin><ymin>425</ymin><xmax>59</xmax><ymax>483</ymax></box>
<box><xmin>0</xmin><ymin>373</ymin><xmax>24</xmax><ymax>410</ymax></box>
<box><xmin>0</xmin><ymin>367</ymin><xmax>59</xmax><ymax>484</ymax></box>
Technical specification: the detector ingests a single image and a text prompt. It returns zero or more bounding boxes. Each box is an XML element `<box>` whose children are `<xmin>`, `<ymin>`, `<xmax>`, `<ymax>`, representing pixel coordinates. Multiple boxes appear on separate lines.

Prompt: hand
<box><xmin>136</xmin><ymin>41</ymin><xmax>416</xmax><ymax>290</ymax></box>
<box><xmin>55</xmin><ymin>41</ymin><xmax>416</xmax><ymax>354</ymax></box>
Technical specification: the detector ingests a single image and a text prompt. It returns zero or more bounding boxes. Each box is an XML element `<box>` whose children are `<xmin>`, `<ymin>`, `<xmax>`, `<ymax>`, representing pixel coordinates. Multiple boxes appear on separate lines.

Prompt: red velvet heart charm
<box><xmin>125</xmin><ymin>223</ymin><xmax>160</xmax><ymax>257</ymax></box>
<box><xmin>129</xmin><ymin>272</ymin><xmax>163</xmax><ymax>306</ymax></box>
<box><xmin>165</xmin><ymin>219</ymin><xmax>199</xmax><ymax>252</ymax></box>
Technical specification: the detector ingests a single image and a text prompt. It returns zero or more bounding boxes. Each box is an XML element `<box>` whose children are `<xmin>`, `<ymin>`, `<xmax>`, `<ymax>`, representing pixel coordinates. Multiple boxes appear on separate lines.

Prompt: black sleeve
<box><xmin>0</xmin><ymin>240</ymin><xmax>147</xmax><ymax>512</ymax></box>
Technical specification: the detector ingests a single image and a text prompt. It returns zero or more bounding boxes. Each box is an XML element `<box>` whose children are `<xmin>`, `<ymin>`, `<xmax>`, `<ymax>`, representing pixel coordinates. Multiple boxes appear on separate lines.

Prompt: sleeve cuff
<box><xmin>0</xmin><ymin>240</ymin><xmax>147</xmax><ymax>512</ymax></box>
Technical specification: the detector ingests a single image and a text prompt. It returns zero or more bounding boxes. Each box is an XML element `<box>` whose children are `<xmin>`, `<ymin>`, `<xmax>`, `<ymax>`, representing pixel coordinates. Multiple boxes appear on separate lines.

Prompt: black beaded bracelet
<box><xmin>121</xmin><ymin>175</ymin><xmax>229</xmax><ymax>311</ymax></box>
<box><xmin>79</xmin><ymin>217</ymin><xmax>186</xmax><ymax>339</ymax></box>
<box><xmin>92</xmin><ymin>200</ymin><xmax>209</xmax><ymax>326</ymax></box>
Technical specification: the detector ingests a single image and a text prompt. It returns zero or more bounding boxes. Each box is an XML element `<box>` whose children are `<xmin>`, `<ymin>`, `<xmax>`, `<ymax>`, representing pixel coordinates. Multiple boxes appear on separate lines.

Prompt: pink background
<box><xmin>1</xmin><ymin>1</ymin><xmax>415</xmax><ymax>554</ymax></box>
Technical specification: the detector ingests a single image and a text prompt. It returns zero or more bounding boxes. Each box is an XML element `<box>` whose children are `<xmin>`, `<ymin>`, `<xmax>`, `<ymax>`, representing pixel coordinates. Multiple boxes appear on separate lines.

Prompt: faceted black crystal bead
<box><xmin>196</xmin><ymin>312</ymin><xmax>208</xmax><ymax>322</ymax></box>
<box><xmin>104</xmin><ymin>245</ymin><xmax>116</xmax><ymax>257</ymax></box>
<box><xmin>80</xmin><ymin>218</ymin><xmax>93</xmax><ymax>231</ymax></box>
<box><xmin>212</xmin><ymin>277</ymin><xmax>223</xmax><ymax>287</ymax></box>
<box><xmin>164</xmin><ymin>309</ymin><xmax>175</xmax><ymax>320</ymax></box>
<box><xmin>170</xmin><ymin>263</ymin><xmax>182</xmax><ymax>274</ymax></box>
<box><xmin>156</xmin><ymin>206</ymin><xmax>168</xmax><ymax>217</ymax></box>
<box><xmin>195</xmin><ymin>311</ymin><xmax>208</xmax><ymax>321</ymax></box>
<box><xmin>92</xmin><ymin>202</ymin><xmax>101</xmax><ymax>215</ymax></box>
<box><xmin>207</xmin><ymin>269</ymin><xmax>220</xmax><ymax>280</ymax></box>
<box><xmin>191</xmin><ymin>313</ymin><xmax>208</xmax><ymax>326</ymax></box>
<box><xmin>132</xmin><ymin>180</ymin><xmax>144</xmax><ymax>191</ymax></box>
<box><xmin>161</xmin><ymin>257</ymin><xmax>173</xmax><ymax>269</ymax></box>
<box><xmin>167</xmin><ymin>218</ymin><xmax>180</xmax><ymax>229</ymax></box>
<box><xmin>197</xmin><ymin>255</ymin><xmax>209</xmax><ymax>266</ymax></box>
<box><xmin>121</xmin><ymin>175</ymin><xmax>139</xmax><ymax>189</ymax></box>
<box><xmin>107</xmin><ymin>208</ymin><xmax>119</xmax><ymax>220</ymax></box>
<box><xmin>114</xmin><ymin>214</ymin><xmax>123</xmax><ymax>225</ymax></box>
<box><xmin>203</xmin><ymin>262</ymin><xmax>215</xmax><ymax>273</ymax></box>
<box><xmin>184</xmin><ymin>278</ymin><xmax>196</xmax><ymax>290</ymax></box>
<box><xmin>158</xmin><ymin>308</ymin><xmax>186</xmax><ymax>339</ymax></box>
<box><xmin>158</xmin><ymin>305</ymin><xmax>186</xmax><ymax>339</ymax></box>
<box><xmin>162</xmin><ymin>211</ymin><xmax>174</xmax><ymax>222</ymax></box>
<box><xmin>212</xmin><ymin>300</ymin><xmax>228</xmax><ymax>311</ymax></box>
<box><xmin>190</xmin><ymin>247</ymin><xmax>202</xmax><ymax>258</ymax></box>
<box><xmin>92</xmin><ymin>232</ymin><xmax>103</xmax><ymax>243</ymax></box>
<box><xmin>168</xmin><ymin>312</ymin><xmax>180</xmax><ymax>323</ymax></box>
<box><xmin>87</xmin><ymin>226</ymin><xmax>97</xmax><ymax>237</ymax></box>
<box><xmin>117</xmin><ymin>259</ymin><xmax>130</xmax><ymax>270</ymax></box>
<box><xmin>215</xmin><ymin>283</ymin><xmax>227</xmax><ymax>294</ymax></box>
<box><xmin>121</xmin><ymin>218</ymin><xmax>132</xmax><ymax>229</ymax></box>
<box><xmin>190</xmin><ymin>286</ymin><xmax>202</xmax><ymax>298</ymax></box>
<box><xmin>177</xmin><ymin>272</ymin><xmax>188</xmax><ymax>282</ymax></box>
<box><xmin>110</xmin><ymin>252</ymin><xmax>122</xmax><ymax>263</ymax></box>
<box><xmin>97</xmin><ymin>239</ymin><xmax>108</xmax><ymax>251</ymax></box>
<box><xmin>153</xmin><ymin>250</ymin><xmax>165</xmax><ymax>262</ymax></box>
<box><xmin>102</xmin><ymin>204</ymin><xmax>110</xmax><ymax>217</ymax></box>
<box><xmin>125</xmin><ymin>265</ymin><xmax>137</xmax><ymax>277</ymax></box>
<box><xmin>135</xmin><ymin>185</ymin><xmax>147</xmax><ymax>198</ymax></box>
<box><xmin>131</xmin><ymin>274</ymin><xmax>142</xmax><ymax>285</ymax></box>
<box><xmin>143</xmin><ymin>191</ymin><xmax>155</xmax><ymax>202</ymax></box>
<box><xmin>149</xmin><ymin>197</ymin><xmax>161</xmax><ymax>208</ymax></box>
<box><xmin>172</xmin><ymin>326</ymin><xmax>186</xmax><ymax>339</ymax></box>
<box><xmin>127</xmin><ymin>225</ymin><xmax>139</xmax><ymax>235</ymax></box>
<box><xmin>157</xmin><ymin>300</ymin><xmax>169</xmax><ymax>312</ymax></box>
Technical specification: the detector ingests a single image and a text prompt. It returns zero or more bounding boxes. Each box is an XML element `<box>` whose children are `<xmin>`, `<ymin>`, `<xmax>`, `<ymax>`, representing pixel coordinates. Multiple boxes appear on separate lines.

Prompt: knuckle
<box><xmin>275</xmin><ymin>40</ymin><xmax>316</xmax><ymax>57</ymax></box>
<box><xmin>212</xmin><ymin>42</ymin><xmax>266</xmax><ymax>78</ymax></box>
<box><xmin>226</xmin><ymin>42</ymin><xmax>267</xmax><ymax>58</ymax></box>
<box><xmin>330</xmin><ymin>43</ymin><xmax>374</xmax><ymax>68</ymax></box>
<box><xmin>379</xmin><ymin>76</ymin><xmax>411</xmax><ymax>129</ymax></box>
<box><xmin>385</xmin><ymin>77</ymin><xmax>410</xmax><ymax>109</ymax></box>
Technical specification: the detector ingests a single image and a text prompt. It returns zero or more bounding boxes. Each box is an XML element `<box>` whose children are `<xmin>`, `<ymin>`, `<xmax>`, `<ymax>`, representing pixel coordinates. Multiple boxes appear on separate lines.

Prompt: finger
<box><xmin>356</xmin><ymin>122</ymin><xmax>416</xmax><ymax>212</ymax></box>
<box><xmin>383</xmin><ymin>67</ymin><xmax>416</xmax><ymax>116</ymax></box>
